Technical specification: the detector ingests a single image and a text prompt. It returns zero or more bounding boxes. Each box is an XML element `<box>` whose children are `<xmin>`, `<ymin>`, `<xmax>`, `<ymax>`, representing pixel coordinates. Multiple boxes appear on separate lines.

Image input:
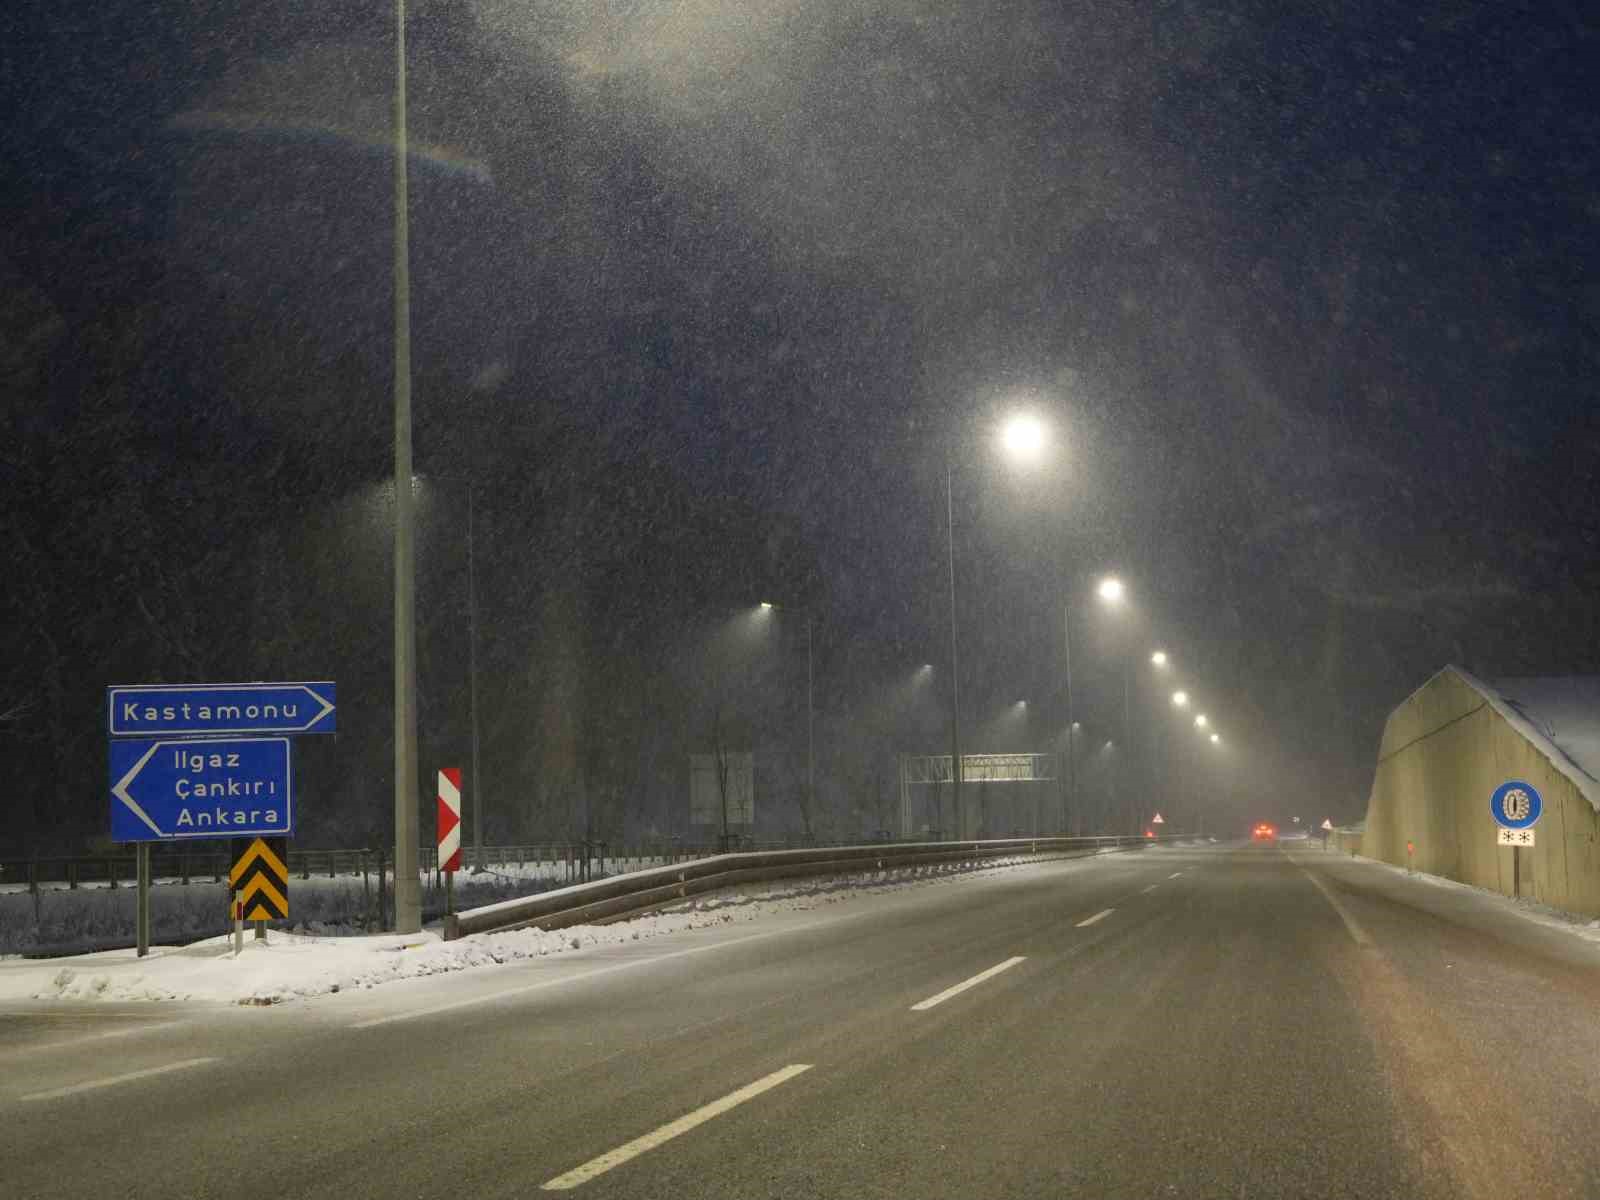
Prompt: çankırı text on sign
<box><xmin>110</xmin><ymin>737</ymin><xmax>293</xmax><ymax>841</ymax></box>
<box><xmin>106</xmin><ymin>682</ymin><xmax>335</xmax><ymax>737</ymax></box>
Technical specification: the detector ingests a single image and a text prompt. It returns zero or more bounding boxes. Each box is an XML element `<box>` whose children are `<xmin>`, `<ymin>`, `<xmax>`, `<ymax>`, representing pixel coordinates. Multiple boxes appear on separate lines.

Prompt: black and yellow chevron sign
<box><xmin>229</xmin><ymin>837</ymin><xmax>289</xmax><ymax>921</ymax></box>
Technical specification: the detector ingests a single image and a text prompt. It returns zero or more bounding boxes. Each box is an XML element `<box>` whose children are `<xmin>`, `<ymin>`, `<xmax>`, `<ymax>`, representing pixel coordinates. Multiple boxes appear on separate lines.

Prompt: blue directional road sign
<box><xmin>110</xmin><ymin>737</ymin><xmax>294</xmax><ymax>842</ymax></box>
<box><xmin>1490</xmin><ymin>779</ymin><xmax>1542</xmax><ymax>830</ymax></box>
<box><xmin>108</xmin><ymin>682</ymin><xmax>335</xmax><ymax>737</ymax></box>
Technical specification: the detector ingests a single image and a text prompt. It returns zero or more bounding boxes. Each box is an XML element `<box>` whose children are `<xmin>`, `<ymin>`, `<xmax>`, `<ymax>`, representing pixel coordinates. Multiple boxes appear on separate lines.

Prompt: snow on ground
<box><xmin>0</xmin><ymin>857</ymin><xmax>676</xmax><ymax>956</ymax></box>
<box><xmin>1297</xmin><ymin>847</ymin><xmax>1600</xmax><ymax>948</ymax></box>
<box><xmin>0</xmin><ymin>853</ymin><xmax>1073</xmax><ymax>1006</ymax></box>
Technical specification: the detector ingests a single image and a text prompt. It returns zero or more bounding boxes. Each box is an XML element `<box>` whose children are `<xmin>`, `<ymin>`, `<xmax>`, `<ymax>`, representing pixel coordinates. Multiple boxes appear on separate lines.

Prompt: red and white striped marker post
<box><xmin>438</xmin><ymin>768</ymin><xmax>462</xmax><ymax>914</ymax></box>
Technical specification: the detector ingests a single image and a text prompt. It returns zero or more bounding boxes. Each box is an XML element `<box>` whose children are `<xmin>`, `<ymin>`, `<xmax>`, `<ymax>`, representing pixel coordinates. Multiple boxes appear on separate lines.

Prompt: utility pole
<box><xmin>945</xmin><ymin>460</ymin><xmax>962</xmax><ymax>840</ymax></box>
<box><xmin>1063</xmin><ymin>598</ymin><xmax>1074</xmax><ymax>834</ymax></box>
<box><xmin>805</xmin><ymin>614</ymin><xmax>815</xmax><ymax>837</ymax></box>
<box><xmin>391</xmin><ymin>0</ymin><xmax>421</xmax><ymax>933</ymax></box>
<box><xmin>467</xmin><ymin>482</ymin><xmax>483</xmax><ymax>870</ymax></box>
<box><xmin>1122</xmin><ymin>657</ymin><xmax>1132</xmax><ymax>834</ymax></box>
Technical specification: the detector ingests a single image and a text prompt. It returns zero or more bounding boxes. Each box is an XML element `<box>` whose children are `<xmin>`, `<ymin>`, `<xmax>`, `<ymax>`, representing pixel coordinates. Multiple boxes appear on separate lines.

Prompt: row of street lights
<box><xmin>942</xmin><ymin>413</ymin><xmax>1232</xmax><ymax>838</ymax></box>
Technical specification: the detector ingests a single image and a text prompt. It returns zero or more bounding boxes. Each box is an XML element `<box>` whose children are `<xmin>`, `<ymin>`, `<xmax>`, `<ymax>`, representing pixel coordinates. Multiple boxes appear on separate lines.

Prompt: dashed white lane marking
<box><xmin>1141</xmin><ymin>884</ymin><xmax>1160</xmax><ymax>894</ymax></box>
<box><xmin>4</xmin><ymin>1021</ymin><xmax>183</xmax><ymax>1059</ymax></box>
<box><xmin>1295</xmin><ymin>862</ymin><xmax>1372</xmax><ymax>946</ymax></box>
<box><xmin>1168</xmin><ymin>872</ymin><xmax>1183</xmax><ymax>879</ymax></box>
<box><xmin>19</xmin><ymin>1056</ymin><xmax>218</xmax><ymax>1102</ymax></box>
<box><xmin>1076</xmin><ymin>908</ymin><xmax>1115</xmax><ymax>928</ymax></box>
<box><xmin>910</xmin><ymin>957</ymin><xmax>1028</xmax><ymax>1012</ymax></box>
<box><xmin>541</xmin><ymin>1065</ymin><xmax>813</xmax><ymax>1189</ymax></box>
<box><xmin>352</xmin><ymin>928</ymin><xmax>791</xmax><ymax>1029</ymax></box>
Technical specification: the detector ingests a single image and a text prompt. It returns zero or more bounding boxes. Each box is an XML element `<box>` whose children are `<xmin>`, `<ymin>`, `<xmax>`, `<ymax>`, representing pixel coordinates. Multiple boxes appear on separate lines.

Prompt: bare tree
<box><xmin>0</xmin><ymin>692</ymin><xmax>34</xmax><ymax>731</ymax></box>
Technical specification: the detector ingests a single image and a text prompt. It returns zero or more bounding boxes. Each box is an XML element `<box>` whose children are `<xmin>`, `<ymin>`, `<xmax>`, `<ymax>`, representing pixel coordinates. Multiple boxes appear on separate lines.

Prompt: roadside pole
<box><xmin>135</xmin><ymin>843</ymin><xmax>151</xmax><ymax>957</ymax></box>
<box><xmin>438</xmin><ymin>768</ymin><xmax>463</xmax><ymax>917</ymax></box>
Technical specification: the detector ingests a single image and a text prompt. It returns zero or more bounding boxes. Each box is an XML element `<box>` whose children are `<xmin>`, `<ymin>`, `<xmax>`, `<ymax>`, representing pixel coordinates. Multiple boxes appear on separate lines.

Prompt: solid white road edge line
<box><xmin>1076</xmin><ymin>908</ymin><xmax>1115</xmax><ymax>928</ymax></box>
<box><xmin>541</xmin><ymin>1064</ymin><xmax>814</xmax><ymax>1190</ymax></box>
<box><xmin>352</xmin><ymin>928</ymin><xmax>795</xmax><ymax>1029</ymax></box>
<box><xmin>1294</xmin><ymin>862</ymin><xmax>1372</xmax><ymax>946</ymax></box>
<box><xmin>18</xmin><ymin>1056</ymin><xmax>218</xmax><ymax>1102</ymax></box>
<box><xmin>909</xmin><ymin>956</ymin><xmax>1028</xmax><ymax>1012</ymax></box>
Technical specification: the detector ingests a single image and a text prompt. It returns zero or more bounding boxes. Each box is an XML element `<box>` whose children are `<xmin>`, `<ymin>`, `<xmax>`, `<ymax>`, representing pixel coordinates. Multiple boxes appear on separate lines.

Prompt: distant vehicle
<box><xmin>1251</xmin><ymin>823</ymin><xmax>1277</xmax><ymax>842</ymax></box>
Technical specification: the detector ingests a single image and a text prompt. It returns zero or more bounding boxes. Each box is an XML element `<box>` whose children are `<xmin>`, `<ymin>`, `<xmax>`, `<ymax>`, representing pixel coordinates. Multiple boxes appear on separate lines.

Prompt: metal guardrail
<box><xmin>443</xmin><ymin>835</ymin><xmax>1172</xmax><ymax>940</ymax></box>
<box><xmin>0</xmin><ymin>842</ymin><xmax>735</xmax><ymax>893</ymax></box>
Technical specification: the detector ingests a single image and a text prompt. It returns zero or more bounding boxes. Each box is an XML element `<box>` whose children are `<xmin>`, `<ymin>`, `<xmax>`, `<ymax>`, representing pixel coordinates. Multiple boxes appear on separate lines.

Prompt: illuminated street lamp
<box><xmin>755</xmin><ymin>602</ymin><xmax>814</xmax><ymax>836</ymax></box>
<box><xmin>1172</xmin><ymin>690</ymin><xmax>1189</xmax><ymax>708</ymax></box>
<box><xmin>945</xmin><ymin>410</ymin><xmax>1052</xmax><ymax>838</ymax></box>
<box><xmin>1097</xmin><ymin>576</ymin><xmax>1125</xmax><ymax>604</ymax></box>
<box><xmin>1195</xmin><ymin>713</ymin><xmax>1209</xmax><ymax>728</ymax></box>
<box><xmin>999</xmin><ymin>412</ymin><xmax>1049</xmax><ymax>463</ymax></box>
<box><xmin>1210</xmin><ymin>732</ymin><xmax>1221</xmax><ymax>745</ymax></box>
<box><xmin>1151</xmin><ymin>650</ymin><xmax>1169</xmax><ymax>668</ymax></box>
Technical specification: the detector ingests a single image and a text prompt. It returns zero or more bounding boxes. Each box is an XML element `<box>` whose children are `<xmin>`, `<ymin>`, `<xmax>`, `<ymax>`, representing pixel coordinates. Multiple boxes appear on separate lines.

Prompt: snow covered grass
<box><xmin>0</xmin><ymin>860</ymin><xmax>640</xmax><ymax>956</ymax></box>
<box><xmin>0</xmin><ymin>852</ymin><xmax>1079</xmax><ymax>1005</ymax></box>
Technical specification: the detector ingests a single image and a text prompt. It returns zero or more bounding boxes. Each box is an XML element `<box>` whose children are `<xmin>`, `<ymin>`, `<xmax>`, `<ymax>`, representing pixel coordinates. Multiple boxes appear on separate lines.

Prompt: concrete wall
<box><xmin>1363</xmin><ymin>668</ymin><xmax>1600</xmax><ymax>916</ymax></box>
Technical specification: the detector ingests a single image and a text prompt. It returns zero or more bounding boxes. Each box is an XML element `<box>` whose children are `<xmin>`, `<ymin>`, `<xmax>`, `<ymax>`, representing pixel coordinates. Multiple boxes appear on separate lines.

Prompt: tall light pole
<box><xmin>1149</xmin><ymin>650</ymin><xmax>1170</xmax><ymax>830</ymax></box>
<box><xmin>1096</xmin><ymin>576</ymin><xmax>1128</xmax><ymax>833</ymax></box>
<box><xmin>945</xmin><ymin>459</ymin><xmax>962</xmax><ymax>840</ymax></box>
<box><xmin>466</xmin><ymin>482</ymin><xmax>482</xmax><ymax>870</ymax></box>
<box><xmin>412</xmin><ymin>475</ymin><xmax>485</xmax><ymax>870</ymax></box>
<box><xmin>1062</xmin><ymin>601</ymin><xmax>1074</xmax><ymax>834</ymax></box>
<box><xmin>391</xmin><ymin>0</ymin><xmax>421</xmax><ymax>934</ymax></box>
<box><xmin>758</xmin><ymin>602</ymin><xmax>815</xmax><ymax>838</ymax></box>
<box><xmin>941</xmin><ymin>411</ymin><xmax>1050</xmax><ymax>842</ymax></box>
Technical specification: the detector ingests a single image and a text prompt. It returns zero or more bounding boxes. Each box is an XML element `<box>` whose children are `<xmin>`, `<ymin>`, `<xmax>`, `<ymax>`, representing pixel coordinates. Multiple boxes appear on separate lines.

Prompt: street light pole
<box><xmin>945</xmin><ymin>459</ymin><xmax>962</xmax><ymax>840</ymax></box>
<box><xmin>467</xmin><ymin>482</ymin><xmax>483</xmax><ymax>870</ymax></box>
<box><xmin>1123</xmin><ymin>657</ymin><xmax>1133</xmax><ymax>833</ymax></box>
<box><xmin>806</xmin><ymin>614</ymin><xmax>815</xmax><ymax>837</ymax></box>
<box><xmin>1062</xmin><ymin>599</ymin><xmax>1074</xmax><ymax>835</ymax></box>
<box><xmin>390</xmin><ymin>0</ymin><xmax>421</xmax><ymax>934</ymax></box>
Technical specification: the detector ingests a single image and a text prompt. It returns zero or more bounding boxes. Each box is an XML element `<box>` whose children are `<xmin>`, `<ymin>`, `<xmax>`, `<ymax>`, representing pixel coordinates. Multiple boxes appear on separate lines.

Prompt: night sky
<box><xmin>2</xmin><ymin>0</ymin><xmax>1596</xmax><ymax>849</ymax></box>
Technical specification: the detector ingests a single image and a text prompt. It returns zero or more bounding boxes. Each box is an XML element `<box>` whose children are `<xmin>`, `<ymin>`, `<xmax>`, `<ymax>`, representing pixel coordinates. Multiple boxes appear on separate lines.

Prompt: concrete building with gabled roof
<box><xmin>1363</xmin><ymin>666</ymin><xmax>1600</xmax><ymax>914</ymax></box>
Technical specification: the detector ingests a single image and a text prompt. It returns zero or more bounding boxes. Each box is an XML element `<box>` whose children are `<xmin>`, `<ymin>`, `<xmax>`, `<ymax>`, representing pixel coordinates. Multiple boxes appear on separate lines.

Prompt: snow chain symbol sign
<box><xmin>1490</xmin><ymin>780</ymin><xmax>1542</xmax><ymax>830</ymax></box>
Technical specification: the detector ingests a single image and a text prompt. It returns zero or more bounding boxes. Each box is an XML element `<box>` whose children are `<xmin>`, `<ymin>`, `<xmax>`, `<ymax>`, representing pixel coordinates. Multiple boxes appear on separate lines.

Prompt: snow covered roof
<box><xmin>1449</xmin><ymin>666</ymin><xmax>1600</xmax><ymax>816</ymax></box>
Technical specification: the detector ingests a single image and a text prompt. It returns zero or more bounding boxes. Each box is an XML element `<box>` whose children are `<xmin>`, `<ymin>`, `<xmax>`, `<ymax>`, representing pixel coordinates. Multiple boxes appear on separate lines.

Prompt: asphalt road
<box><xmin>6</xmin><ymin>842</ymin><xmax>1600</xmax><ymax>1199</ymax></box>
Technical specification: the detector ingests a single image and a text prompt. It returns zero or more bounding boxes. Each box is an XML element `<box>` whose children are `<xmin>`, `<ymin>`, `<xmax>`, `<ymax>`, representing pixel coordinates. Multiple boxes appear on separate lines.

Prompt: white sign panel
<box><xmin>690</xmin><ymin>753</ymin><xmax>754</xmax><ymax>827</ymax></box>
<box><xmin>1497</xmin><ymin>827</ymin><xmax>1535</xmax><ymax>847</ymax></box>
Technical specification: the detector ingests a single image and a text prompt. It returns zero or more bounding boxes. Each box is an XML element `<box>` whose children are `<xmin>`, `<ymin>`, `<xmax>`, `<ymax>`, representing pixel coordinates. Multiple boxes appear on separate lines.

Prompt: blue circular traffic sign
<box><xmin>1490</xmin><ymin>780</ymin><xmax>1542</xmax><ymax>830</ymax></box>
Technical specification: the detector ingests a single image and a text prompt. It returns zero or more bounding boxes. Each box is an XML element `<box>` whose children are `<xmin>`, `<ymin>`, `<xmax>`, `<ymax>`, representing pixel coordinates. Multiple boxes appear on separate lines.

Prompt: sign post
<box><xmin>135</xmin><ymin>843</ymin><xmax>151</xmax><ymax>957</ymax></box>
<box><xmin>1490</xmin><ymin>780</ymin><xmax>1542</xmax><ymax>899</ymax></box>
<box><xmin>438</xmin><ymin>768</ymin><xmax>462</xmax><ymax>916</ymax></box>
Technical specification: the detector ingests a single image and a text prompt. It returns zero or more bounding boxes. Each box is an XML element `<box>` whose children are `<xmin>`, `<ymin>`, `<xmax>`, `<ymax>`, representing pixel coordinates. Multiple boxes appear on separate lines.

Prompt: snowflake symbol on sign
<box><xmin>1502</xmin><ymin>788</ymin><xmax>1532</xmax><ymax>822</ymax></box>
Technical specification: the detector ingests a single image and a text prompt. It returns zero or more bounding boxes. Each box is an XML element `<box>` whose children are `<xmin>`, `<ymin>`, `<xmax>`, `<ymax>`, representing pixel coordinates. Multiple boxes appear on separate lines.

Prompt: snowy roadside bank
<box><xmin>1289</xmin><ymin>847</ymin><xmax>1600</xmax><ymax>950</ymax></box>
<box><xmin>0</xmin><ymin>852</ymin><xmax>1095</xmax><ymax>1006</ymax></box>
<box><xmin>0</xmin><ymin>858</ymin><xmax>670</xmax><ymax>957</ymax></box>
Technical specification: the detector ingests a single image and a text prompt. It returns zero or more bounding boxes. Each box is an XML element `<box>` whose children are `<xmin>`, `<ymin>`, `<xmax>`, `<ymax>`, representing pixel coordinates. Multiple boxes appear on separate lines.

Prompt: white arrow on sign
<box><xmin>1151</xmin><ymin>812</ymin><xmax>1165</xmax><ymax>824</ymax></box>
<box><xmin>111</xmin><ymin>742</ymin><xmax>165</xmax><ymax>837</ymax></box>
